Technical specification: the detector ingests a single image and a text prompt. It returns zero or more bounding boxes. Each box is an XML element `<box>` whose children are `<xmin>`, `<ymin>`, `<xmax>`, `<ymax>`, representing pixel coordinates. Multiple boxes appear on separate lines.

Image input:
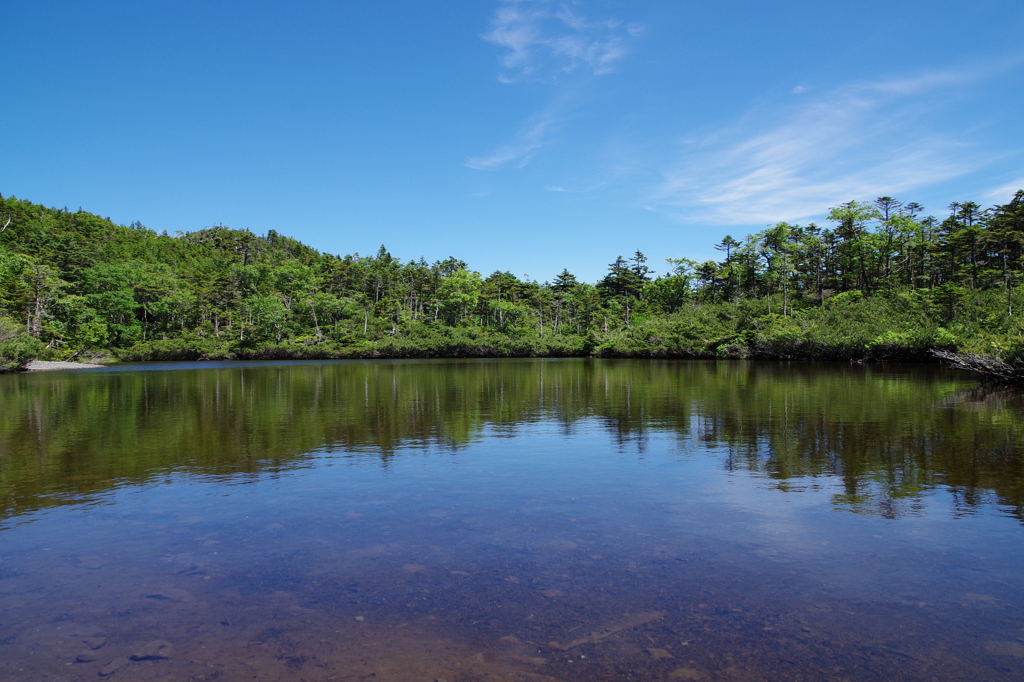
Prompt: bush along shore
<box><xmin>2</xmin><ymin>192</ymin><xmax>1024</xmax><ymax>380</ymax></box>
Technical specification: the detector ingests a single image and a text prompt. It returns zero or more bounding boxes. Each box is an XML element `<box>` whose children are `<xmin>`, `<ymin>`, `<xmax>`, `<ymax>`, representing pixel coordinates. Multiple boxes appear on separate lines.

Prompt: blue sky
<box><xmin>4</xmin><ymin>0</ymin><xmax>1023</xmax><ymax>282</ymax></box>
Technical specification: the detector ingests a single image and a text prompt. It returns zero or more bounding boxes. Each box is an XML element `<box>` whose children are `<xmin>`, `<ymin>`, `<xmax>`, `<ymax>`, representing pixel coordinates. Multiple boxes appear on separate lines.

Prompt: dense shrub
<box><xmin>0</xmin><ymin>317</ymin><xmax>43</xmax><ymax>372</ymax></box>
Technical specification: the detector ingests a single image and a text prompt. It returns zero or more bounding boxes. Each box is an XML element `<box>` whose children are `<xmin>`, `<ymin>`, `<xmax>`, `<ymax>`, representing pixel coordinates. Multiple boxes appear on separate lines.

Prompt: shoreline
<box><xmin>6</xmin><ymin>353</ymin><xmax>999</xmax><ymax>383</ymax></box>
<box><xmin>25</xmin><ymin>360</ymin><xmax>106</xmax><ymax>371</ymax></box>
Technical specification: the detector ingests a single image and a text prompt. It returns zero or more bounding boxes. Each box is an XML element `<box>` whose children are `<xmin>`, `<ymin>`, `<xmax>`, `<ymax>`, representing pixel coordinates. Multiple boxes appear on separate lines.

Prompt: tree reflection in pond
<box><xmin>2</xmin><ymin>359</ymin><xmax>1024</xmax><ymax>681</ymax></box>
<box><xmin>2</xmin><ymin>359</ymin><xmax>1020</xmax><ymax>523</ymax></box>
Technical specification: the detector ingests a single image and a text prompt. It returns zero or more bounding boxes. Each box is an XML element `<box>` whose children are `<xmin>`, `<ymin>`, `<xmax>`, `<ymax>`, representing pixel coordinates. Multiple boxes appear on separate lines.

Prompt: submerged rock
<box><xmin>144</xmin><ymin>588</ymin><xmax>191</xmax><ymax>602</ymax></box>
<box><xmin>83</xmin><ymin>637</ymin><xmax>107</xmax><ymax>650</ymax></box>
<box><xmin>98</xmin><ymin>657</ymin><xmax>130</xmax><ymax>676</ymax></box>
<box><xmin>985</xmin><ymin>641</ymin><xmax>1024</xmax><ymax>657</ymax></box>
<box><xmin>130</xmin><ymin>640</ymin><xmax>173</xmax><ymax>660</ymax></box>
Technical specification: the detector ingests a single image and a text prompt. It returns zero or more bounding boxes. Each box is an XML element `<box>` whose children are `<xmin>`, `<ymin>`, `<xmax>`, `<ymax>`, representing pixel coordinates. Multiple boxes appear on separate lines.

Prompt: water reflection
<box><xmin>1</xmin><ymin>359</ymin><xmax>1021</xmax><ymax>522</ymax></box>
<box><xmin>2</xmin><ymin>359</ymin><xmax>1024</xmax><ymax>681</ymax></box>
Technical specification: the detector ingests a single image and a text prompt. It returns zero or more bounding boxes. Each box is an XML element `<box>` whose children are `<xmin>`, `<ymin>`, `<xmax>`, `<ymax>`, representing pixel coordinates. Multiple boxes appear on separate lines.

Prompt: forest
<box><xmin>1</xmin><ymin>191</ymin><xmax>1023</xmax><ymax>373</ymax></box>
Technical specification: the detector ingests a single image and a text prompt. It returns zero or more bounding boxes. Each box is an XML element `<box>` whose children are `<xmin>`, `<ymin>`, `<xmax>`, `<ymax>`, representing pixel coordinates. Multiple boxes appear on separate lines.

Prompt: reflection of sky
<box><xmin>4</xmin><ymin>409</ymin><xmax>1024</xmax><ymax>681</ymax></box>
<box><xmin>637</xmin><ymin>427</ymin><xmax>1024</xmax><ymax>606</ymax></box>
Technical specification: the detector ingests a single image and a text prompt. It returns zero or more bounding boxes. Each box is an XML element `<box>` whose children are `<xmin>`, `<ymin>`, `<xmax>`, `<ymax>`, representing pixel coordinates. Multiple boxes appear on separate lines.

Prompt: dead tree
<box><xmin>932</xmin><ymin>349</ymin><xmax>1024</xmax><ymax>384</ymax></box>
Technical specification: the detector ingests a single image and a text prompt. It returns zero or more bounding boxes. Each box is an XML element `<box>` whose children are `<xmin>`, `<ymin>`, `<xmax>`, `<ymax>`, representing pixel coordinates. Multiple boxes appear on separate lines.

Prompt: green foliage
<box><xmin>0</xmin><ymin>316</ymin><xmax>43</xmax><ymax>371</ymax></box>
<box><xmin>823</xmin><ymin>290</ymin><xmax>863</xmax><ymax>307</ymax></box>
<box><xmin>2</xmin><ymin>190</ymin><xmax>1024</xmax><ymax>366</ymax></box>
<box><xmin>118</xmin><ymin>333</ymin><xmax>232</xmax><ymax>361</ymax></box>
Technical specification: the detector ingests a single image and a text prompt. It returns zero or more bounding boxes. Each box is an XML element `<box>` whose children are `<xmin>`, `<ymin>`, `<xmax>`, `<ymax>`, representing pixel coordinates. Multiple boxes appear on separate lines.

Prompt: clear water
<box><xmin>1</xmin><ymin>359</ymin><xmax>1023</xmax><ymax>681</ymax></box>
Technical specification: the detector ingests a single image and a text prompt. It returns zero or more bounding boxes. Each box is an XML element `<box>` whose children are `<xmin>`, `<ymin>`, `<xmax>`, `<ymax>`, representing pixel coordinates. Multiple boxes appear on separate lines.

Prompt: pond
<box><xmin>1</xmin><ymin>358</ymin><xmax>1023</xmax><ymax>681</ymax></box>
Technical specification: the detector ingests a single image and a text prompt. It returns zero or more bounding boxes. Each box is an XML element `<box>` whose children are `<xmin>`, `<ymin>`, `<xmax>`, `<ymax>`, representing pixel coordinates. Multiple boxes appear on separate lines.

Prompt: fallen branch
<box><xmin>932</xmin><ymin>349</ymin><xmax>1024</xmax><ymax>384</ymax></box>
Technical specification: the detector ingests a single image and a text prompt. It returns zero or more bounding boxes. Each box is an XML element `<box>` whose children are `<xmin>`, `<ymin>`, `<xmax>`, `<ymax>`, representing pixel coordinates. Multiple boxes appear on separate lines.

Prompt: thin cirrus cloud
<box><xmin>466</xmin><ymin>0</ymin><xmax>641</xmax><ymax>172</ymax></box>
<box><xmin>465</xmin><ymin>108</ymin><xmax>560</xmax><ymax>170</ymax></box>
<box><xmin>483</xmin><ymin>0</ymin><xmax>638</xmax><ymax>82</ymax></box>
<box><xmin>651</xmin><ymin>68</ymin><xmax>1000</xmax><ymax>226</ymax></box>
<box><xmin>985</xmin><ymin>179</ymin><xmax>1024</xmax><ymax>201</ymax></box>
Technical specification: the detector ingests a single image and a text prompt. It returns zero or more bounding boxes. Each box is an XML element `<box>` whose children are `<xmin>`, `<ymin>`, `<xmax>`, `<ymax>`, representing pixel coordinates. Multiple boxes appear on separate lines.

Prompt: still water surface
<box><xmin>1</xmin><ymin>359</ymin><xmax>1023</xmax><ymax>681</ymax></box>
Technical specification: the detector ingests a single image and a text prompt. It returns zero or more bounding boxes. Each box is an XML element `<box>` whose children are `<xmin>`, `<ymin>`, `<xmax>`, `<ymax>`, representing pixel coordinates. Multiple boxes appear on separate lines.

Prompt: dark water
<box><xmin>2</xmin><ymin>359</ymin><xmax>1024</xmax><ymax>681</ymax></box>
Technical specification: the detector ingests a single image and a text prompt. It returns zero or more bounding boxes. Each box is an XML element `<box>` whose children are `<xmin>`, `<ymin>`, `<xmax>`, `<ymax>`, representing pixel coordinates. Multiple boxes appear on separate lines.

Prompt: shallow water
<box><xmin>2</xmin><ymin>359</ymin><xmax>1024</xmax><ymax>681</ymax></box>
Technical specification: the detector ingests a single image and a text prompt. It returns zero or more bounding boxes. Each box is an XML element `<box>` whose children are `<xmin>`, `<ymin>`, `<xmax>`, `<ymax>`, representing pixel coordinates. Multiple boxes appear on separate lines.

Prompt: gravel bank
<box><xmin>25</xmin><ymin>360</ymin><xmax>106</xmax><ymax>371</ymax></box>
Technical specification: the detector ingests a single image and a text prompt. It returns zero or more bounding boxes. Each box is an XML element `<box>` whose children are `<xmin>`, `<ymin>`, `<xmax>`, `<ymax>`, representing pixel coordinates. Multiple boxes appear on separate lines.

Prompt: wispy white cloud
<box><xmin>465</xmin><ymin>107</ymin><xmax>560</xmax><ymax>170</ymax></box>
<box><xmin>544</xmin><ymin>179</ymin><xmax>609</xmax><ymax>193</ymax></box>
<box><xmin>985</xmin><ymin>179</ymin><xmax>1024</xmax><ymax>202</ymax></box>
<box><xmin>483</xmin><ymin>0</ymin><xmax>639</xmax><ymax>82</ymax></box>
<box><xmin>651</xmin><ymin>68</ymin><xmax>996</xmax><ymax>225</ymax></box>
<box><xmin>467</xmin><ymin>1</ymin><xmax>641</xmax><ymax>171</ymax></box>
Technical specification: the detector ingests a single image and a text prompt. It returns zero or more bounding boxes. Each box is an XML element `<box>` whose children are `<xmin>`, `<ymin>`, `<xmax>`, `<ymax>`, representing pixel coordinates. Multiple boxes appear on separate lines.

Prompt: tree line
<box><xmin>1</xmin><ymin>190</ymin><xmax>1023</xmax><ymax>369</ymax></box>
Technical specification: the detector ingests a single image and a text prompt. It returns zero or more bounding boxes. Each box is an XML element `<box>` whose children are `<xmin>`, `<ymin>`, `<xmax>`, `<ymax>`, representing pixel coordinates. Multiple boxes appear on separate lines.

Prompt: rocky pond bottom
<box><xmin>2</xmin><ymin>359</ymin><xmax>1024</xmax><ymax>681</ymax></box>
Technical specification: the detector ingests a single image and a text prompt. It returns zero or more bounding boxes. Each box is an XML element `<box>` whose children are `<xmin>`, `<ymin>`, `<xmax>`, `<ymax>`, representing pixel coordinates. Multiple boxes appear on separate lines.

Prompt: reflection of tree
<box><xmin>690</xmin><ymin>366</ymin><xmax>1024</xmax><ymax>520</ymax></box>
<box><xmin>2</xmin><ymin>360</ymin><xmax>1022</xmax><ymax>523</ymax></box>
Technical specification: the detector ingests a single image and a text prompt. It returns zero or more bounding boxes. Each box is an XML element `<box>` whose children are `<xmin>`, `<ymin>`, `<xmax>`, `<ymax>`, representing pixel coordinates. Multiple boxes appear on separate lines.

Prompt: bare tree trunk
<box><xmin>29</xmin><ymin>267</ymin><xmax>47</xmax><ymax>336</ymax></box>
<box><xmin>311</xmin><ymin>306</ymin><xmax>321</xmax><ymax>338</ymax></box>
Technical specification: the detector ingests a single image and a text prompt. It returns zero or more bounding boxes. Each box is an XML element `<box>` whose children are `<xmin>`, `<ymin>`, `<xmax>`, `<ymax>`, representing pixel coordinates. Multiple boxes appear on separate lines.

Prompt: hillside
<box><xmin>2</xmin><ymin>192</ymin><xmax>1024</xmax><ymax>375</ymax></box>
